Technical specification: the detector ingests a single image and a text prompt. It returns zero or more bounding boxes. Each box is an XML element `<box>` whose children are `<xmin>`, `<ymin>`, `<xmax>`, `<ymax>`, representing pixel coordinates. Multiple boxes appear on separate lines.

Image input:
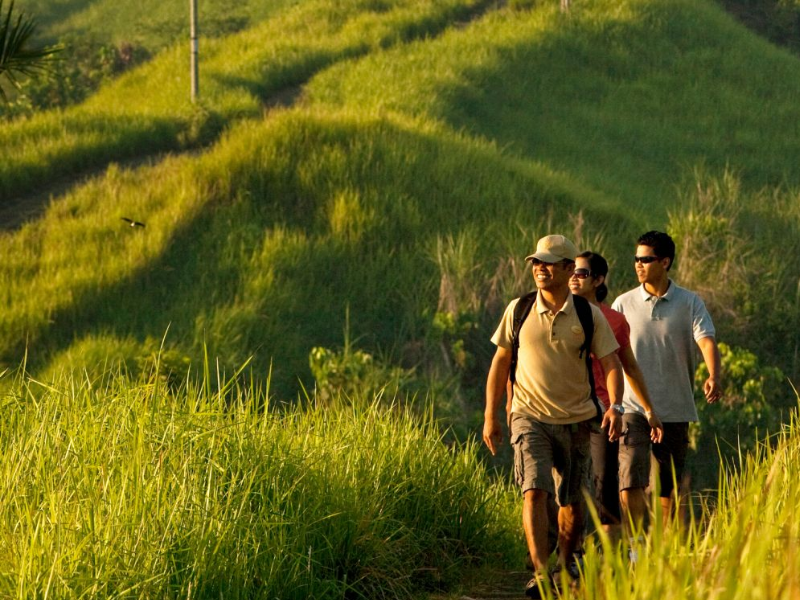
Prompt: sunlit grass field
<box><xmin>0</xmin><ymin>365</ymin><xmax>519</xmax><ymax>598</ymax></box>
<box><xmin>4</xmin><ymin>0</ymin><xmax>800</xmax><ymax>395</ymax></box>
<box><xmin>2</xmin><ymin>0</ymin><xmax>800</xmax><ymax>595</ymax></box>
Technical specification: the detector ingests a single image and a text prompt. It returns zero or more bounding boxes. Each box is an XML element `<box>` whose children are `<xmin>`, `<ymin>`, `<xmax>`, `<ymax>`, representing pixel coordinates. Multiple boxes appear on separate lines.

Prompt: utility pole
<box><xmin>190</xmin><ymin>0</ymin><xmax>198</xmax><ymax>101</ymax></box>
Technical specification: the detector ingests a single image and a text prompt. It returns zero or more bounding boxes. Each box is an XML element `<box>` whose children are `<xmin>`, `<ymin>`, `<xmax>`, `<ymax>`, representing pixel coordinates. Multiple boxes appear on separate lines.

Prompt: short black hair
<box><xmin>637</xmin><ymin>230</ymin><xmax>675</xmax><ymax>271</ymax></box>
<box><xmin>577</xmin><ymin>250</ymin><xmax>609</xmax><ymax>303</ymax></box>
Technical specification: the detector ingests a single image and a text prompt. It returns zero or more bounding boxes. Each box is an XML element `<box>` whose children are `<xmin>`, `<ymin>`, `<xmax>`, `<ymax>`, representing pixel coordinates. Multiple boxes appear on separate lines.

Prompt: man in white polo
<box><xmin>612</xmin><ymin>230</ymin><xmax>721</xmax><ymax>529</ymax></box>
<box><xmin>483</xmin><ymin>234</ymin><xmax>624</xmax><ymax>598</ymax></box>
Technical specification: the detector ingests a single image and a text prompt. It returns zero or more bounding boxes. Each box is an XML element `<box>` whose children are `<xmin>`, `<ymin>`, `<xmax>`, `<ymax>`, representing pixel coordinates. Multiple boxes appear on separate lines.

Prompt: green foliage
<box><xmin>0</xmin><ymin>35</ymin><xmax>149</xmax><ymax>118</ymax></box>
<box><xmin>0</xmin><ymin>367</ymin><xmax>519</xmax><ymax>598</ymax></box>
<box><xmin>309</xmin><ymin>344</ymin><xmax>416</xmax><ymax>404</ymax></box>
<box><xmin>690</xmin><ymin>343</ymin><xmax>788</xmax><ymax>488</ymax></box>
<box><xmin>0</xmin><ymin>0</ymin><xmax>60</xmax><ymax>100</ymax></box>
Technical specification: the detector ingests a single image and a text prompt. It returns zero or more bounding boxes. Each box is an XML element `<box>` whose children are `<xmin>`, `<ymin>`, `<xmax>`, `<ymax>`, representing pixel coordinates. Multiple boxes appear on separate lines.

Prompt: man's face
<box><xmin>531</xmin><ymin>258</ymin><xmax>574</xmax><ymax>291</ymax></box>
<box><xmin>634</xmin><ymin>244</ymin><xmax>669</xmax><ymax>284</ymax></box>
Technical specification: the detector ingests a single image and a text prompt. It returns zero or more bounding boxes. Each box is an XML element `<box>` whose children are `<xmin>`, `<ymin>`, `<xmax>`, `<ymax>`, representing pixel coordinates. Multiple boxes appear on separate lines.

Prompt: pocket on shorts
<box><xmin>511</xmin><ymin>432</ymin><xmax>525</xmax><ymax>489</ymax></box>
<box><xmin>622</xmin><ymin>414</ymin><xmax>650</xmax><ymax>447</ymax></box>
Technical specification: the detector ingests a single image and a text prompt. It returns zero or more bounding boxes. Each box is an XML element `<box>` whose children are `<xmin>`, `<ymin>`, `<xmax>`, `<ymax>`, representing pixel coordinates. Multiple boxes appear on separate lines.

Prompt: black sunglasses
<box><xmin>634</xmin><ymin>255</ymin><xmax>660</xmax><ymax>264</ymax></box>
<box><xmin>572</xmin><ymin>268</ymin><xmax>592</xmax><ymax>279</ymax></box>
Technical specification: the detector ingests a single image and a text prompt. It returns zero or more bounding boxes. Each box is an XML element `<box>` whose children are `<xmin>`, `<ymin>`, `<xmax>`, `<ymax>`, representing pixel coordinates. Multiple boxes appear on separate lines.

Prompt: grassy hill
<box><xmin>2</xmin><ymin>0</ymin><xmax>800</xmax><ymax>596</ymax></box>
<box><xmin>2</xmin><ymin>0</ymin><xmax>798</xmax><ymax>400</ymax></box>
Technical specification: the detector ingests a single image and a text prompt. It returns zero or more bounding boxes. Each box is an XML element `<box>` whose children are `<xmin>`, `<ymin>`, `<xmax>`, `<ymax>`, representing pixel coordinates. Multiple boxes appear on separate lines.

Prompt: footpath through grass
<box><xmin>0</xmin><ymin>0</ymin><xmax>492</xmax><ymax>202</ymax></box>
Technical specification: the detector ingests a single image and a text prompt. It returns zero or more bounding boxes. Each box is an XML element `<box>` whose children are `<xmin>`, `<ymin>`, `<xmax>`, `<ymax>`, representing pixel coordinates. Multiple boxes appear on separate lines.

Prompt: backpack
<box><xmin>509</xmin><ymin>291</ymin><xmax>602</xmax><ymax>420</ymax></box>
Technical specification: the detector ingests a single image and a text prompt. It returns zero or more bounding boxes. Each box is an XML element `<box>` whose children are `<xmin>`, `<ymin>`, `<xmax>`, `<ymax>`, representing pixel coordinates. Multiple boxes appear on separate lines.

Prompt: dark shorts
<box><xmin>618</xmin><ymin>413</ymin><xmax>651</xmax><ymax>491</ymax></box>
<box><xmin>589</xmin><ymin>430</ymin><xmax>620</xmax><ymax>524</ymax></box>
<box><xmin>652</xmin><ymin>422</ymin><xmax>690</xmax><ymax>498</ymax></box>
<box><xmin>510</xmin><ymin>413</ymin><xmax>592</xmax><ymax>507</ymax></box>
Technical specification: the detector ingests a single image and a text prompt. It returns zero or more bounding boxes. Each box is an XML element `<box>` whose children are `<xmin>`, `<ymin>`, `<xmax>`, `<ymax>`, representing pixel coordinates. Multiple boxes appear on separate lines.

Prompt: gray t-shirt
<box><xmin>611</xmin><ymin>281</ymin><xmax>715</xmax><ymax>422</ymax></box>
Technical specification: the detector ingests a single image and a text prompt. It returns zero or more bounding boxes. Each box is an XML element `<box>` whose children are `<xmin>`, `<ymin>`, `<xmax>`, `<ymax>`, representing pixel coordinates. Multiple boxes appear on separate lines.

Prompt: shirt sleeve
<box><xmin>615</xmin><ymin>314</ymin><xmax>631</xmax><ymax>350</ymax></box>
<box><xmin>590</xmin><ymin>305</ymin><xmax>620</xmax><ymax>359</ymax></box>
<box><xmin>490</xmin><ymin>299</ymin><xmax>518</xmax><ymax>349</ymax></box>
<box><xmin>691</xmin><ymin>294</ymin><xmax>716</xmax><ymax>341</ymax></box>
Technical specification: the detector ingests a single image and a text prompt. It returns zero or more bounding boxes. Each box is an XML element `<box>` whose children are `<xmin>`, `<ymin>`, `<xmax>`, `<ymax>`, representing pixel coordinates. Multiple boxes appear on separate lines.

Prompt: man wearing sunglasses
<box><xmin>483</xmin><ymin>234</ymin><xmax>624</xmax><ymax>598</ymax></box>
<box><xmin>612</xmin><ymin>231</ymin><xmax>722</xmax><ymax>529</ymax></box>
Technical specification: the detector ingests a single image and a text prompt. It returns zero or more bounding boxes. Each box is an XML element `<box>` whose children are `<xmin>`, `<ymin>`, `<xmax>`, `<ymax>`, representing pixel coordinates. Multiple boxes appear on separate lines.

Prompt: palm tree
<box><xmin>0</xmin><ymin>0</ymin><xmax>60</xmax><ymax>101</ymax></box>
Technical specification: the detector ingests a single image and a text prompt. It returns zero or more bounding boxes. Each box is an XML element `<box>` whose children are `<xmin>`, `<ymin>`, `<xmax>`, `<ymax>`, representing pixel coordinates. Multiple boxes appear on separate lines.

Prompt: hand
<box><xmin>601</xmin><ymin>408</ymin><xmax>622</xmax><ymax>442</ymax></box>
<box><xmin>646</xmin><ymin>412</ymin><xmax>664</xmax><ymax>443</ymax></box>
<box><xmin>704</xmin><ymin>377</ymin><xmax>722</xmax><ymax>404</ymax></box>
<box><xmin>483</xmin><ymin>415</ymin><xmax>503</xmax><ymax>456</ymax></box>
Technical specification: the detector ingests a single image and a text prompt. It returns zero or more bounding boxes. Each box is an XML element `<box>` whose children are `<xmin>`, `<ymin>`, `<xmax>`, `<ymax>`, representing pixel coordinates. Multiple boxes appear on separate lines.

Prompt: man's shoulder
<box><xmin>611</xmin><ymin>287</ymin><xmax>641</xmax><ymax>309</ymax></box>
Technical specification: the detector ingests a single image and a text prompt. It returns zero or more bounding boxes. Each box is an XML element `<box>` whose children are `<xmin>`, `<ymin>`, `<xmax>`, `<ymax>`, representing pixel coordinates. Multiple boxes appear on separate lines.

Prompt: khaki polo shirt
<box><xmin>491</xmin><ymin>294</ymin><xmax>619</xmax><ymax>424</ymax></box>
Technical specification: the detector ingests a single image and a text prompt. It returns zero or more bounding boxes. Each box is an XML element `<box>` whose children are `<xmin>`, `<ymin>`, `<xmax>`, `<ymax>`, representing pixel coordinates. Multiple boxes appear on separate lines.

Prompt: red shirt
<box><xmin>592</xmin><ymin>303</ymin><xmax>630</xmax><ymax>408</ymax></box>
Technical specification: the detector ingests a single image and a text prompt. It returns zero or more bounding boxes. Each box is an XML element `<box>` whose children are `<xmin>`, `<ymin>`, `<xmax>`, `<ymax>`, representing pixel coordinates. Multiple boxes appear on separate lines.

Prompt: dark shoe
<box><xmin>525</xmin><ymin>572</ymin><xmax>551</xmax><ymax>599</ymax></box>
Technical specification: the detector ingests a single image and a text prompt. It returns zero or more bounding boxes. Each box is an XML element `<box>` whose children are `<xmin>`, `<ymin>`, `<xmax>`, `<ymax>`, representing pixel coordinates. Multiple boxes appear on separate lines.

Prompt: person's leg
<box><xmin>523</xmin><ymin>489</ymin><xmax>553</xmax><ymax>572</ymax></box>
<box><xmin>652</xmin><ymin>423</ymin><xmax>689</xmax><ymax>530</ymax></box>
<box><xmin>511</xmin><ymin>415</ymin><xmax>557</xmax><ymax>579</ymax></box>
<box><xmin>618</xmin><ymin>412</ymin><xmax>652</xmax><ymax>537</ymax></box>
<box><xmin>591</xmin><ymin>430</ymin><xmax>622</xmax><ymax>539</ymax></box>
<box><xmin>557</xmin><ymin>501</ymin><xmax>584</xmax><ymax>567</ymax></box>
<box><xmin>620</xmin><ymin>488</ymin><xmax>648</xmax><ymax>534</ymax></box>
<box><xmin>552</xmin><ymin>421</ymin><xmax>591</xmax><ymax>574</ymax></box>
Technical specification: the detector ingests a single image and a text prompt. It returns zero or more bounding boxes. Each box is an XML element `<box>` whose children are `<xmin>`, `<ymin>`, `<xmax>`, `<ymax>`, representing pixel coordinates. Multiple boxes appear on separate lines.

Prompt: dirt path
<box><xmin>0</xmin><ymin>153</ymin><xmax>173</xmax><ymax>233</ymax></box>
<box><xmin>428</xmin><ymin>569</ymin><xmax>532</xmax><ymax>600</ymax></box>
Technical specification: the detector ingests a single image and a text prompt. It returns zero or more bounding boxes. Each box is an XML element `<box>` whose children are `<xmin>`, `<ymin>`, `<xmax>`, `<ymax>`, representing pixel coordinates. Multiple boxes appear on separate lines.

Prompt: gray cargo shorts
<box><xmin>510</xmin><ymin>413</ymin><xmax>593</xmax><ymax>507</ymax></box>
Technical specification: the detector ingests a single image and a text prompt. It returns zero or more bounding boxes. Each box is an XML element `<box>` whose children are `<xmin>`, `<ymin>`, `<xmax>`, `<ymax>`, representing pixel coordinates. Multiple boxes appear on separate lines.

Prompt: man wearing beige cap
<box><xmin>483</xmin><ymin>234</ymin><xmax>625</xmax><ymax>598</ymax></box>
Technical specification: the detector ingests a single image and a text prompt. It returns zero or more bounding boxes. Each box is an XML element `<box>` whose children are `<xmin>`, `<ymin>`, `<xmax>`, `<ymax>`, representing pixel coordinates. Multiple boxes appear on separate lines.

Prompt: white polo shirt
<box><xmin>612</xmin><ymin>281</ymin><xmax>716</xmax><ymax>422</ymax></box>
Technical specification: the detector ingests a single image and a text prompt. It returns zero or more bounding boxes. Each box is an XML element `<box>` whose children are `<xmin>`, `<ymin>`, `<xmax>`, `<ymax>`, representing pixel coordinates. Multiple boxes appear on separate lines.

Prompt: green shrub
<box><xmin>689</xmin><ymin>343</ymin><xmax>787</xmax><ymax>489</ymax></box>
<box><xmin>0</xmin><ymin>36</ymin><xmax>150</xmax><ymax>119</ymax></box>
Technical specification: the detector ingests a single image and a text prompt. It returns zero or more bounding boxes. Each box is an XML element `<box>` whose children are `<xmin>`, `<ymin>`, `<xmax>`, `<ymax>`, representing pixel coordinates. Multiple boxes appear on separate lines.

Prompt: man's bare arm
<box><xmin>483</xmin><ymin>346</ymin><xmax>512</xmax><ymax>456</ymax></box>
<box><xmin>697</xmin><ymin>336</ymin><xmax>722</xmax><ymax>403</ymax></box>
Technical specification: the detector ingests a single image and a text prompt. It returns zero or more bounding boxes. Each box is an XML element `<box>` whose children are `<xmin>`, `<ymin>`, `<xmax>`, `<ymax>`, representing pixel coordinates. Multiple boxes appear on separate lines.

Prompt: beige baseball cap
<box><xmin>525</xmin><ymin>234</ymin><xmax>578</xmax><ymax>263</ymax></box>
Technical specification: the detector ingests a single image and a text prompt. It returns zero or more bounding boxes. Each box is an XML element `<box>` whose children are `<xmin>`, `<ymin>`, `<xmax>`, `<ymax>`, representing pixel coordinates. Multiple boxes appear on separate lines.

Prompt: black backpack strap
<box><xmin>510</xmin><ymin>291</ymin><xmax>537</xmax><ymax>386</ymax></box>
<box><xmin>573</xmin><ymin>295</ymin><xmax>603</xmax><ymax>420</ymax></box>
<box><xmin>508</xmin><ymin>292</ymin><xmax>604</xmax><ymax>422</ymax></box>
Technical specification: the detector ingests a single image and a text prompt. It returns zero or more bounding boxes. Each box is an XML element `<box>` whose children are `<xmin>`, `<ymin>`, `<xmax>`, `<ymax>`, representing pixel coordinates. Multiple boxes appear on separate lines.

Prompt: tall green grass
<box><xmin>557</xmin><ymin>398</ymin><xmax>800</xmax><ymax>600</ymax></box>
<box><xmin>0</xmin><ymin>365</ymin><xmax>519</xmax><ymax>598</ymax></box>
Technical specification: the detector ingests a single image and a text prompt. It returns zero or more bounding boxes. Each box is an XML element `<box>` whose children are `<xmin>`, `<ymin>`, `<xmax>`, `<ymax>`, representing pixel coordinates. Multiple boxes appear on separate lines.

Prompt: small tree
<box><xmin>0</xmin><ymin>0</ymin><xmax>60</xmax><ymax>101</ymax></box>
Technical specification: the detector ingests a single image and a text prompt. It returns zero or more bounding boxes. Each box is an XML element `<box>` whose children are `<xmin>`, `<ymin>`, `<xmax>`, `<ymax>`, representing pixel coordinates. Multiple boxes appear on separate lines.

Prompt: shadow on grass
<box><xmin>10</xmin><ymin>114</ymin><xmax>641</xmax><ymax>398</ymax></box>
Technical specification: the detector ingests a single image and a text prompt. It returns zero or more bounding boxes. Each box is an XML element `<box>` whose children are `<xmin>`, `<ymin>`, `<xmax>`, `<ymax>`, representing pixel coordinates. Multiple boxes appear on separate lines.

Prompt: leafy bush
<box><xmin>689</xmin><ymin>343</ymin><xmax>788</xmax><ymax>489</ymax></box>
<box><xmin>0</xmin><ymin>35</ymin><xmax>150</xmax><ymax>119</ymax></box>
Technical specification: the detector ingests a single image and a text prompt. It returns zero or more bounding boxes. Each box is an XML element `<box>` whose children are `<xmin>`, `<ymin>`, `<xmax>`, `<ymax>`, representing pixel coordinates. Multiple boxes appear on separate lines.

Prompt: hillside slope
<box><xmin>2</xmin><ymin>0</ymin><xmax>799</xmax><ymax>401</ymax></box>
